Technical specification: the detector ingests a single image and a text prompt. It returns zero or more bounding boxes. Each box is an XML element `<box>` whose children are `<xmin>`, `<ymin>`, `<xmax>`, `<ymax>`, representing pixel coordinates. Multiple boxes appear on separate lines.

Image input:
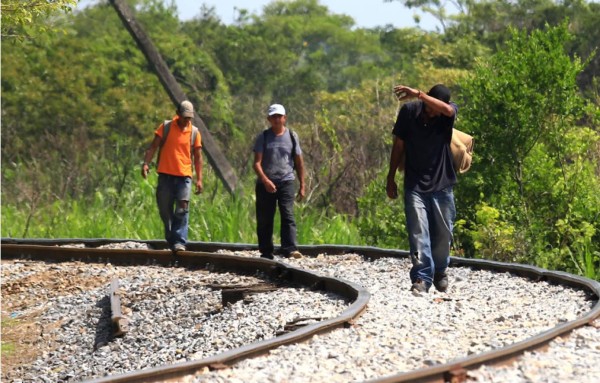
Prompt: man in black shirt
<box><xmin>386</xmin><ymin>84</ymin><xmax>458</xmax><ymax>294</ymax></box>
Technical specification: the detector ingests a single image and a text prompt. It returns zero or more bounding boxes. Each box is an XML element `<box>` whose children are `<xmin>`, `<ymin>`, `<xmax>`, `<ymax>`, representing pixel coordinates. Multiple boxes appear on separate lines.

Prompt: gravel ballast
<box><xmin>1</xmin><ymin>244</ymin><xmax>598</xmax><ymax>383</ymax></box>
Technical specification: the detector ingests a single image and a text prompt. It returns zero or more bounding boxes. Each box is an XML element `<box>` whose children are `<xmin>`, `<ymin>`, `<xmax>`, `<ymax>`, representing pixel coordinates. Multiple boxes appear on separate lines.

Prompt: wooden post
<box><xmin>109</xmin><ymin>0</ymin><xmax>239</xmax><ymax>194</ymax></box>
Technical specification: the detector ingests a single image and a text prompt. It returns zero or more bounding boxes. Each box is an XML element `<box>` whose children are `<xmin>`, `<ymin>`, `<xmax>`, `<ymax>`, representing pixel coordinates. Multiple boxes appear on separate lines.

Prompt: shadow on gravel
<box><xmin>93</xmin><ymin>295</ymin><xmax>114</xmax><ymax>350</ymax></box>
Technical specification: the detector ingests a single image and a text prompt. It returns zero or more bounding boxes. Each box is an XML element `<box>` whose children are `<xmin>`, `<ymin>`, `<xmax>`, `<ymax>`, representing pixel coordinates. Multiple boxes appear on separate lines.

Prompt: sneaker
<box><xmin>410</xmin><ymin>279</ymin><xmax>429</xmax><ymax>293</ymax></box>
<box><xmin>173</xmin><ymin>243</ymin><xmax>186</xmax><ymax>252</ymax></box>
<box><xmin>288</xmin><ymin>250</ymin><xmax>303</xmax><ymax>259</ymax></box>
<box><xmin>260</xmin><ymin>253</ymin><xmax>274</xmax><ymax>260</ymax></box>
<box><xmin>433</xmin><ymin>272</ymin><xmax>449</xmax><ymax>292</ymax></box>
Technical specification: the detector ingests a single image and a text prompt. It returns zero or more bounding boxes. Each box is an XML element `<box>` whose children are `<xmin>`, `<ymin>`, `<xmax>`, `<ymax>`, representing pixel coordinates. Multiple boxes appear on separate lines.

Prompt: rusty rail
<box><xmin>1</xmin><ymin>240</ymin><xmax>370</xmax><ymax>383</ymax></box>
<box><xmin>110</xmin><ymin>278</ymin><xmax>129</xmax><ymax>337</ymax></box>
<box><xmin>2</xmin><ymin>238</ymin><xmax>599</xmax><ymax>383</ymax></box>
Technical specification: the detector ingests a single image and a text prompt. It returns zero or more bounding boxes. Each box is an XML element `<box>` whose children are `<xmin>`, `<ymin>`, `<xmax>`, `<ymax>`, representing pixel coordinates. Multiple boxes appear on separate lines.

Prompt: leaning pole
<box><xmin>109</xmin><ymin>0</ymin><xmax>239</xmax><ymax>194</ymax></box>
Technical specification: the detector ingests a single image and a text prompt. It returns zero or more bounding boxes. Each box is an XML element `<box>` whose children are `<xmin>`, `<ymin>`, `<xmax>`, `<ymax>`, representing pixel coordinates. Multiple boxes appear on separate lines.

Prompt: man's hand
<box><xmin>141</xmin><ymin>163</ymin><xmax>150</xmax><ymax>179</ymax></box>
<box><xmin>263</xmin><ymin>178</ymin><xmax>277</xmax><ymax>193</ymax></box>
<box><xmin>195</xmin><ymin>180</ymin><xmax>203</xmax><ymax>194</ymax></box>
<box><xmin>296</xmin><ymin>184</ymin><xmax>306</xmax><ymax>202</ymax></box>
<box><xmin>386</xmin><ymin>177</ymin><xmax>398</xmax><ymax>199</ymax></box>
<box><xmin>393</xmin><ymin>85</ymin><xmax>420</xmax><ymax>100</ymax></box>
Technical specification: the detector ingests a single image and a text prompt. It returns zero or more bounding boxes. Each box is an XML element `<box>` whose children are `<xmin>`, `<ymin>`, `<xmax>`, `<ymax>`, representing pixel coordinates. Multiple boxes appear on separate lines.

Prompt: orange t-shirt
<box><xmin>155</xmin><ymin>115</ymin><xmax>202</xmax><ymax>177</ymax></box>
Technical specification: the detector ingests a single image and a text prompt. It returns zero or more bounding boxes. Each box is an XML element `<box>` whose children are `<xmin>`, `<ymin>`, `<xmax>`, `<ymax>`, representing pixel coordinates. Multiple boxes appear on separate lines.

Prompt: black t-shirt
<box><xmin>392</xmin><ymin>100</ymin><xmax>458</xmax><ymax>193</ymax></box>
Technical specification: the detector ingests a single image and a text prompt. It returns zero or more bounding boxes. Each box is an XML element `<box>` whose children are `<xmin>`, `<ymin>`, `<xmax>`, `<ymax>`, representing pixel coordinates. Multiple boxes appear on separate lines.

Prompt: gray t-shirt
<box><xmin>253</xmin><ymin>128</ymin><xmax>302</xmax><ymax>183</ymax></box>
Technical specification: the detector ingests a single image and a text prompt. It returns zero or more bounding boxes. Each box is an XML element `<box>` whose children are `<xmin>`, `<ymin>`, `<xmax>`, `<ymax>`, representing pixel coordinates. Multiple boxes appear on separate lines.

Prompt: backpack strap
<box><xmin>262</xmin><ymin>129</ymin><xmax>268</xmax><ymax>154</ymax></box>
<box><xmin>157</xmin><ymin>120</ymin><xmax>199</xmax><ymax>168</ymax></box>
<box><xmin>157</xmin><ymin>120</ymin><xmax>171</xmax><ymax>167</ymax></box>
<box><xmin>262</xmin><ymin>128</ymin><xmax>297</xmax><ymax>169</ymax></box>
<box><xmin>289</xmin><ymin>128</ymin><xmax>297</xmax><ymax>160</ymax></box>
<box><xmin>191</xmin><ymin>126</ymin><xmax>199</xmax><ymax>154</ymax></box>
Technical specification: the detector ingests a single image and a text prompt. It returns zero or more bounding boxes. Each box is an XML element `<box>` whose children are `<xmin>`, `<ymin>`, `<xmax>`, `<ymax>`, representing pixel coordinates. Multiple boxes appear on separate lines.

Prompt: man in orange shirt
<box><xmin>141</xmin><ymin>100</ymin><xmax>203</xmax><ymax>252</ymax></box>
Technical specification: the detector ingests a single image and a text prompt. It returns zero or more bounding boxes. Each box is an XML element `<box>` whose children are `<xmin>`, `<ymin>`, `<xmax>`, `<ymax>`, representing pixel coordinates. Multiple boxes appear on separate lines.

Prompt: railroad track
<box><xmin>2</xmin><ymin>238</ymin><xmax>599</xmax><ymax>383</ymax></box>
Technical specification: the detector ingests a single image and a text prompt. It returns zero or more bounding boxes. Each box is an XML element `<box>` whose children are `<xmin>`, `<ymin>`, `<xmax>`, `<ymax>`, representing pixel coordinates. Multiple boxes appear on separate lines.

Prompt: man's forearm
<box><xmin>295</xmin><ymin>156</ymin><xmax>305</xmax><ymax>185</ymax></box>
<box><xmin>388</xmin><ymin>141</ymin><xmax>402</xmax><ymax>178</ymax></box>
<box><xmin>195</xmin><ymin>155</ymin><xmax>203</xmax><ymax>181</ymax></box>
<box><xmin>253</xmin><ymin>163</ymin><xmax>269</xmax><ymax>184</ymax></box>
<box><xmin>418</xmin><ymin>92</ymin><xmax>454</xmax><ymax>117</ymax></box>
<box><xmin>143</xmin><ymin>148</ymin><xmax>155</xmax><ymax>165</ymax></box>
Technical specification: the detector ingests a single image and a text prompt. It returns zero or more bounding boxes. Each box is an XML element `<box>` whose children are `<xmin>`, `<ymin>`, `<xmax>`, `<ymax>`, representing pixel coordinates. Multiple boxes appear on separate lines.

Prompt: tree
<box><xmin>185</xmin><ymin>0</ymin><xmax>388</xmax><ymax>100</ymax></box>
<box><xmin>1</xmin><ymin>0</ymin><xmax>77</xmax><ymax>39</ymax></box>
<box><xmin>386</xmin><ymin>0</ymin><xmax>600</xmax><ymax>94</ymax></box>
<box><xmin>1</xmin><ymin>0</ymin><xmax>236</xmax><ymax>205</ymax></box>
<box><xmin>457</xmin><ymin>22</ymin><xmax>600</xmax><ymax>278</ymax></box>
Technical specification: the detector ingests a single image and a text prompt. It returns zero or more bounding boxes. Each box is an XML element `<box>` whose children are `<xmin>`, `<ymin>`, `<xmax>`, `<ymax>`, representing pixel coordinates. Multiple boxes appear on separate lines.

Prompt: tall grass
<box><xmin>1</xmin><ymin>168</ymin><xmax>365</xmax><ymax>246</ymax></box>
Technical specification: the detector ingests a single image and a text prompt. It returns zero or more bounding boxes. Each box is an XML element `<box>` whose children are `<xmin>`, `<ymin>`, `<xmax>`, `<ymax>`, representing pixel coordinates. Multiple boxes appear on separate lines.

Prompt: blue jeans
<box><xmin>156</xmin><ymin>174</ymin><xmax>192</xmax><ymax>248</ymax></box>
<box><xmin>255</xmin><ymin>180</ymin><xmax>298</xmax><ymax>256</ymax></box>
<box><xmin>404</xmin><ymin>187</ymin><xmax>456</xmax><ymax>287</ymax></box>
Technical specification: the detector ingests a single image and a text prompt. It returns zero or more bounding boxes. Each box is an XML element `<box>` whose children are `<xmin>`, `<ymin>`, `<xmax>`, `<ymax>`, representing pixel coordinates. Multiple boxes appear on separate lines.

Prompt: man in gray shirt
<box><xmin>253</xmin><ymin>103</ymin><xmax>306</xmax><ymax>259</ymax></box>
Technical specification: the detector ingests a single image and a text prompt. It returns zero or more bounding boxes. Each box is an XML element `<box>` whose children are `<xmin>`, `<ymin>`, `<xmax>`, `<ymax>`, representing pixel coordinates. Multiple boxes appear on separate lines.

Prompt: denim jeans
<box><xmin>156</xmin><ymin>174</ymin><xmax>192</xmax><ymax>248</ymax></box>
<box><xmin>404</xmin><ymin>187</ymin><xmax>456</xmax><ymax>287</ymax></box>
<box><xmin>255</xmin><ymin>180</ymin><xmax>298</xmax><ymax>256</ymax></box>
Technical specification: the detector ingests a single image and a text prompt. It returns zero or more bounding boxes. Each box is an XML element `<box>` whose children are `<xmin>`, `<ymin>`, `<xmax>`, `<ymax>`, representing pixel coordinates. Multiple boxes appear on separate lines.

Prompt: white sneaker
<box><xmin>173</xmin><ymin>243</ymin><xmax>186</xmax><ymax>252</ymax></box>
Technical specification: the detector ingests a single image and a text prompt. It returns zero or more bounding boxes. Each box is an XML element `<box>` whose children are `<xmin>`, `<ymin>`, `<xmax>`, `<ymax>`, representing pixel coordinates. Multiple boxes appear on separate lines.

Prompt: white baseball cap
<box><xmin>267</xmin><ymin>104</ymin><xmax>286</xmax><ymax>116</ymax></box>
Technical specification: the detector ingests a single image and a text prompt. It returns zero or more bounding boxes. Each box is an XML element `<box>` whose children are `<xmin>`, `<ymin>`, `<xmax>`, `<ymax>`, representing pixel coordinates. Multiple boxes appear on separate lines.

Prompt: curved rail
<box><xmin>2</xmin><ymin>238</ymin><xmax>599</xmax><ymax>383</ymax></box>
<box><xmin>1</xmin><ymin>240</ymin><xmax>370</xmax><ymax>383</ymax></box>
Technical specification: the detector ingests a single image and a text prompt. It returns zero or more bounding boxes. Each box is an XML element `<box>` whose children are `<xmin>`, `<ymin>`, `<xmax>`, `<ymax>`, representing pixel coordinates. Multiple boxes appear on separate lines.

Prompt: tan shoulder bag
<box><xmin>450</xmin><ymin>129</ymin><xmax>474</xmax><ymax>174</ymax></box>
<box><xmin>397</xmin><ymin>129</ymin><xmax>474</xmax><ymax>174</ymax></box>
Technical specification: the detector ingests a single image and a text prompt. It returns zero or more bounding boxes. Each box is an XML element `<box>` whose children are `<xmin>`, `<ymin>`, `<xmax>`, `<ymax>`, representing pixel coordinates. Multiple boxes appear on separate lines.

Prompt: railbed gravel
<box><xmin>1</xmin><ymin>242</ymin><xmax>598</xmax><ymax>383</ymax></box>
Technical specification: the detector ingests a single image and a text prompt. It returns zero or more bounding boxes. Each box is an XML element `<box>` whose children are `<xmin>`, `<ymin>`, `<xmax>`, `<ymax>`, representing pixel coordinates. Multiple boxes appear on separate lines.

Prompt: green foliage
<box><xmin>1</xmin><ymin>318</ymin><xmax>17</xmax><ymax>356</ymax></box>
<box><xmin>2</xmin><ymin>0</ymin><xmax>599</xmax><ymax>282</ymax></box>
<box><xmin>1</xmin><ymin>0</ymin><xmax>237</xmax><ymax>204</ymax></box>
<box><xmin>469</xmin><ymin>203</ymin><xmax>527</xmax><ymax>263</ymax></box>
<box><xmin>187</xmin><ymin>0</ymin><xmax>388</xmax><ymax>101</ymax></box>
<box><xmin>1</xmin><ymin>0</ymin><xmax>77</xmax><ymax>39</ymax></box>
<box><xmin>457</xmin><ymin>22</ymin><xmax>600</xmax><ymax>278</ymax></box>
<box><xmin>389</xmin><ymin>0</ymin><xmax>600</xmax><ymax>94</ymax></box>
<box><xmin>1</xmin><ymin>163</ymin><xmax>365</xmax><ymax>247</ymax></box>
<box><xmin>1</xmin><ymin>340</ymin><xmax>15</xmax><ymax>355</ymax></box>
<box><xmin>356</xmin><ymin>170</ymin><xmax>409</xmax><ymax>249</ymax></box>
<box><xmin>296</xmin><ymin>78</ymin><xmax>398</xmax><ymax>213</ymax></box>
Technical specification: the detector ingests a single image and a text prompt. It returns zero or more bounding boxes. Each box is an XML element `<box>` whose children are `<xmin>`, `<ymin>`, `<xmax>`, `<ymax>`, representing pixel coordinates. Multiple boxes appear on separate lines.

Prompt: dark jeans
<box><xmin>255</xmin><ymin>180</ymin><xmax>298</xmax><ymax>257</ymax></box>
<box><xmin>404</xmin><ymin>187</ymin><xmax>456</xmax><ymax>287</ymax></box>
<box><xmin>156</xmin><ymin>174</ymin><xmax>192</xmax><ymax>248</ymax></box>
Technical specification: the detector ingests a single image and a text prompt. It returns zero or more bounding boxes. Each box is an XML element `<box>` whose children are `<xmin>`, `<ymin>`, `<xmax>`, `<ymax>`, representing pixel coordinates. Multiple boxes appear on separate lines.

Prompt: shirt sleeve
<box><xmin>253</xmin><ymin>132</ymin><xmax>264</xmax><ymax>153</ymax></box>
<box><xmin>194</xmin><ymin>129</ymin><xmax>202</xmax><ymax>148</ymax></box>
<box><xmin>155</xmin><ymin>123</ymin><xmax>165</xmax><ymax>139</ymax></box>
<box><xmin>392</xmin><ymin>104</ymin><xmax>410</xmax><ymax>140</ymax></box>
<box><xmin>441</xmin><ymin>102</ymin><xmax>459</xmax><ymax>142</ymax></box>
<box><xmin>292</xmin><ymin>131</ymin><xmax>302</xmax><ymax>155</ymax></box>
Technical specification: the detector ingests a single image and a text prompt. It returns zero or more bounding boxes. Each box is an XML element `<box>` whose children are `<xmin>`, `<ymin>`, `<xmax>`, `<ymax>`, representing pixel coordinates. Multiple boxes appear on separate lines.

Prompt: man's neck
<box><xmin>177</xmin><ymin>118</ymin><xmax>188</xmax><ymax>129</ymax></box>
<box><xmin>271</xmin><ymin>125</ymin><xmax>285</xmax><ymax>135</ymax></box>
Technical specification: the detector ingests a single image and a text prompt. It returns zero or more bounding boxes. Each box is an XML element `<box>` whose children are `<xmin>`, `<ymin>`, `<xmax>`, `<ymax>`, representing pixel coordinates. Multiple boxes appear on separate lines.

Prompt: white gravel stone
<box><xmin>2</xmin><ymin>248</ymin><xmax>598</xmax><ymax>383</ymax></box>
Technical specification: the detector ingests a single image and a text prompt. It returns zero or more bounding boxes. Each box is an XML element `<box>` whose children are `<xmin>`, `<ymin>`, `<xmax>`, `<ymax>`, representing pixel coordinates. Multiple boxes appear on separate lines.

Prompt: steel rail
<box><xmin>110</xmin><ymin>278</ymin><xmax>129</xmax><ymax>337</ymax></box>
<box><xmin>366</xmin><ymin>257</ymin><xmax>600</xmax><ymax>383</ymax></box>
<box><xmin>2</xmin><ymin>238</ymin><xmax>599</xmax><ymax>383</ymax></box>
<box><xmin>1</xmin><ymin>240</ymin><xmax>370</xmax><ymax>383</ymax></box>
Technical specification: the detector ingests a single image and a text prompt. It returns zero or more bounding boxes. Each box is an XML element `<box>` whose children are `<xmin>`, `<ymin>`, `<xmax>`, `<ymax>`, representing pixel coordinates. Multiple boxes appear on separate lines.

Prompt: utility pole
<box><xmin>109</xmin><ymin>0</ymin><xmax>239</xmax><ymax>194</ymax></box>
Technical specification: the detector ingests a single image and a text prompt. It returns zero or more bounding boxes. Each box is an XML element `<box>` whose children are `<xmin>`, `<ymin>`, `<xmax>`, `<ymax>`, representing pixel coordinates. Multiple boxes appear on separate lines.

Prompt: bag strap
<box><xmin>262</xmin><ymin>128</ymin><xmax>297</xmax><ymax>166</ymax></box>
<box><xmin>191</xmin><ymin>126</ymin><xmax>198</xmax><ymax>154</ymax></box>
<box><xmin>289</xmin><ymin>128</ymin><xmax>297</xmax><ymax>159</ymax></box>
<box><xmin>158</xmin><ymin>120</ymin><xmax>198</xmax><ymax>167</ymax></box>
<box><xmin>156</xmin><ymin>120</ymin><xmax>171</xmax><ymax>167</ymax></box>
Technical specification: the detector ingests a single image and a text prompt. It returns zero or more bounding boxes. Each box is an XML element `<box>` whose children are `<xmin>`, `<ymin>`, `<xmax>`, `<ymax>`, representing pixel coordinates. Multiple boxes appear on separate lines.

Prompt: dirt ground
<box><xmin>1</xmin><ymin>260</ymin><xmax>110</xmax><ymax>378</ymax></box>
